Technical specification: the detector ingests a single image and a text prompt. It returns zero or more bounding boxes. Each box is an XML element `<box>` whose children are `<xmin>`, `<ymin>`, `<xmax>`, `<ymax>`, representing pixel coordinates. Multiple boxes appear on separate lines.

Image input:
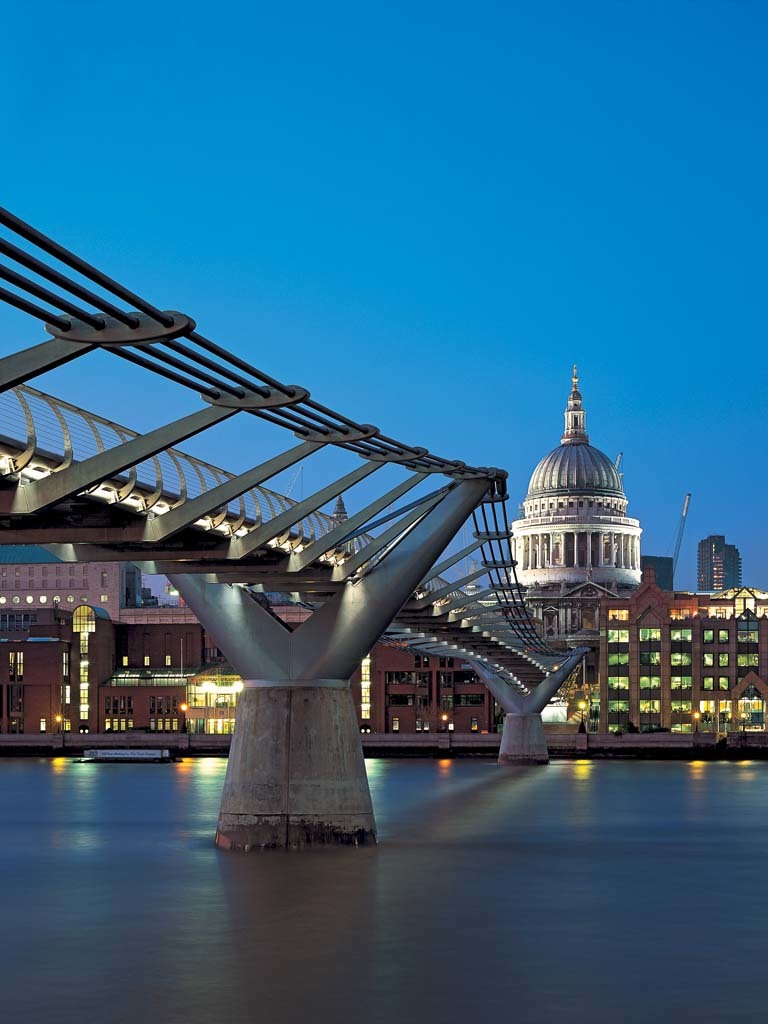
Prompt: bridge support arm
<box><xmin>170</xmin><ymin>477</ymin><xmax>490</xmax><ymax>851</ymax></box>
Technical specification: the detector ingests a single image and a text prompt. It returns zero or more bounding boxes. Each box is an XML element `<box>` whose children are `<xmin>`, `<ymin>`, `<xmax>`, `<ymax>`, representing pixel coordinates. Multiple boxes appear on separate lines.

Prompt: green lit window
<box><xmin>608</xmin><ymin>700</ymin><xmax>629</xmax><ymax>712</ymax></box>
<box><xmin>671</xmin><ymin>700</ymin><xmax>692</xmax><ymax>713</ymax></box>
<box><xmin>703</xmin><ymin>629</ymin><xmax>714</xmax><ymax>644</ymax></box>
<box><xmin>639</xmin><ymin>700</ymin><xmax>661</xmax><ymax>714</ymax></box>
<box><xmin>639</xmin><ymin>676</ymin><xmax>661</xmax><ymax>689</ymax></box>
<box><xmin>607</xmin><ymin>677</ymin><xmax>629</xmax><ymax>690</ymax></box>
<box><xmin>719</xmin><ymin>653</ymin><xmax>729</xmax><ymax>667</ymax></box>
<box><xmin>639</xmin><ymin>628</ymin><xmax>661</xmax><ymax>641</ymax></box>
<box><xmin>671</xmin><ymin>676</ymin><xmax>692</xmax><ymax>690</ymax></box>
<box><xmin>640</xmin><ymin>651</ymin><xmax>662</xmax><ymax>666</ymax></box>
<box><xmin>703</xmin><ymin>652</ymin><xmax>715</xmax><ymax>667</ymax></box>
<box><xmin>738</xmin><ymin>653</ymin><xmax>759</xmax><ymax>668</ymax></box>
<box><xmin>718</xmin><ymin>677</ymin><xmax>730</xmax><ymax>691</ymax></box>
<box><xmin>670</xmin><ymin>628</ymin><xmax>693</xmax><ymax>642</ymax></box>
<box><xmin>703</xmin><ymin>676</ymin><xmax>714</xmax><ymax>691</ymax></box>
<box><xmin>607</xmin><ymin>629</ymin><xmax>629</xmax><ymax>643</ymax></box>
<box><xmin>719</xmin><ymin>629</ymin><xmax>729</xmax><ymax>643</ymax></box>
<box><xmin>608</xmin><ymin>652</ymin><xmax>629</xmax><ymax>666</ymax></box>
<box><xmin>671</xmin><ymin>652</ymin><xmax>692</xmax><ymax>666</ymax></box>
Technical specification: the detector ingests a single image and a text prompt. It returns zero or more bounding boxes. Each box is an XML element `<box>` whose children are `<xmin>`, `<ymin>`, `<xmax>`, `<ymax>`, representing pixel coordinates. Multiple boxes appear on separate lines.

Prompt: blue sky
<box><xmin>1</xmin><ymin>1</ymin><xmax>766</xmax><ymax>589</ymax></box>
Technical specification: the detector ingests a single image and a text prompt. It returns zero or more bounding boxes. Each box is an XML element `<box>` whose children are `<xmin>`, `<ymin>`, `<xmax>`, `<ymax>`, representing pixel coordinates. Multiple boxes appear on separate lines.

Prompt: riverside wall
<box><xmin>2</xmin><ymin>730</ymin><xmax>768</xmax><ymax>759</ymax></box>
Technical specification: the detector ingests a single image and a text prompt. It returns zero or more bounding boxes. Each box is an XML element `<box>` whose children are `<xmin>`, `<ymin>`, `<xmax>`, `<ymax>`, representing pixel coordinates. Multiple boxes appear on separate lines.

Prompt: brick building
<box><xmin>598</xmin><ymin>573</ymin><xmax>768</xmax><ymax>734</ymax></box>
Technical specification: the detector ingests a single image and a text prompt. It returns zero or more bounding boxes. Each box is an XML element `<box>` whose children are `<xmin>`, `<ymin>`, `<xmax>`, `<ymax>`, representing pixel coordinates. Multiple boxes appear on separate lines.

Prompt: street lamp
<box><xmin>741</xmin><ymin>711</ymin><xmax>749</xmax><ymax>740</ymax></box>
<box><xmin>180</xmin><ymin>702</ymin><xmax>188</xmax><ymax>733</ymax></box>
<box><xmin>693</xmin><ymin>711</ymin><xmax>701</xmax><ymax>733</ymax></box>
<box><xmin>578</xmin><ymin>700</ymin><xmax>587</xmax><ymax>733</ymax></box>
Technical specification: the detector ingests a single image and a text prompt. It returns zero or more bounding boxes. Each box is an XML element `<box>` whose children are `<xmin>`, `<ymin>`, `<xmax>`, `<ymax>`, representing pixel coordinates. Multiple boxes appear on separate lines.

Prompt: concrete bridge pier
<box><xmin>476</xmin><ymin>649</ymin><xmax>588</xmax><ymax>765</ymax></box>
<box><xmin>170</xmin><ymin>478</ymin><xmax>490</xmax><ymax>850</ymax></box>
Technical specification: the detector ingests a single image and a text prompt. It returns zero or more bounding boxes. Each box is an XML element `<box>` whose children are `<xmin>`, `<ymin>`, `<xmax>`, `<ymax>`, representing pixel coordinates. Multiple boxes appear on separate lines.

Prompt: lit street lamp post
<box><xmin>693</xmin><ymin>711</ymin><xmax>700</xmax><ymax>734</ymax></box>
<box><xmin>578</xmin><ymin>700</ymin><xmax>587</xmax><ymax>734</ymax></box>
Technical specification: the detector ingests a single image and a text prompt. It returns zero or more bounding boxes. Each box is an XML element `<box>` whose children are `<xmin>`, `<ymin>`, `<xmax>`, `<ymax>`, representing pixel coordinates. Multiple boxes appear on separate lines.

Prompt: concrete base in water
<box><xmin>498</xmin><ymin>713</ymin><xmax>549</xmax><ymax>765</ymax></box>
<box><xmin>215</xmin><ymin>683</ymin><xmax>376</xmax><ymax>850</ymax></box>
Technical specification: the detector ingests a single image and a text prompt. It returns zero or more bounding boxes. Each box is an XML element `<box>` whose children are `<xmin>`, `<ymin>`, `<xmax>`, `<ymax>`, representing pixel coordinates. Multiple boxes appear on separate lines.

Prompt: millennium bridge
<box><xmin>0</xmin><ymin>206</ymin><xmax>586</xmax><ymax>848</ymax></box>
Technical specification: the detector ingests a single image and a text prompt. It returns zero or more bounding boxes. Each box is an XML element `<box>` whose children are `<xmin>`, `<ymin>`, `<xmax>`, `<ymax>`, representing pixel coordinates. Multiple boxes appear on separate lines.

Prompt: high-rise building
<box><xmin>697</xmin><ymin>535</ymin><xmax>742</xmax><ymax>592</ymax></box>
<box><xmin>640</xmin><ymin>555</ymin><xmax>674</xmax><ymax>592</ymax></box>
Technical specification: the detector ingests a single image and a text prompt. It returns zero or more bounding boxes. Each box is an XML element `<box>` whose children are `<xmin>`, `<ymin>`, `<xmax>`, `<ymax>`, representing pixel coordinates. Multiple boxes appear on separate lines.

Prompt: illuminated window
<box><xmin>719</xmin><ymin>629</ymin><xmax>729</xmax><ymax>643</ymax></box>
<box><xmin>671</xmin><ymin>676</ymin><xmax>692</xmax><ymax>690</ymax></box>
<box><xmin>100</xmin><ymin>594</ymin><xmax>109</xmax><ymax>603</ymax></box>
<box><xmin>639</xmin><ymin>628</ymin><xmax>661</xmax><ymax>641</ymax></box>
<box><xmin>122</xmin><ymin>656</ymin><xmax>128</xmax><ymax>667</ymax></box>
<box><xmin>718</xmin><ymin>677</ymin><xmax>730</xmax><ymax>690</ymax></box>
<box><xmin>719</xmin><ymin>653</ymin><xmax>729</xmax><ymax>667</ymax></box>
<box><xmin>144</xmin><ymin>656</ymin><xmax>150</xmax><ymax>667</ymax></box>
<box><xmin>608</xmin><ymin>609</ymin><xmax>629</xmax><ymax>622</ymax></box>
<box><xmin>703</xmin><ymin>653</ymin><xmax>715</xmax><ymax>667</ymax></box>
<box><xmin>25</xmin><ymin>596</ymin><xmax>33</xmax><ymax>605</ymax></box>
<box><xmin>608</xmin><ymin>652</ymin><xmax>629</xmax><ymax>666</ymax></box>
<box><xmin>670</xmin><ymin>652</ymin><xmax>692</xmax><ymax>666</ymax></box>
<box><xmin>39</xmin><ymin>718</ymin><xmax>46</xmax><ymax>733</ymax></box>
<box><xmin>639</xmin><ymin>676</ymin><xmax>661</xmax><ymax>689</ymax></box>
<box><xmin>703</xmin><ymin>677</ymin><xmax>714</xmax><ymax>690</ymax></box>
<box><xmin>671</xmin><ymin>700</ymin><xmax>692</xmax><ymax>713</ymax></box>
<box><xmin>165</xmin><ymin>654</ymin><xmax>172</xmax><ymax>666</ymax></box>
<box><xmin>639</xmin><ymin>700</ymin><xmax>660</xmax><ymax>714</ymax></box>
<box><xmin>607</xmin><ymin>629</ymin><xmax>629</xmax><ymax>643</ymax></box>
<box><xmin>360</xmin><ymin>654</ymin><xmax>372</xmax><ymax>721</ymax></box>
<box><xmin>471</xmin><ymin>718</ymin><xmax>479</xmax><ymax>733</ymax></box>
<box><xmin>40</xmin><ymin>595</ymin><xmax>47</xmax><ymax>604</ymax></box>
<box><xmin>670</xmin><ymin>628</ymin><xmax>692</xmax><ymax>642</ymax></box>
<box><xmin>392</xmin><ymin>717</ymin><xmax>400</xmax><ymax>733</ymax></box>
<box><xmin>703</xmin><ymin>629</ymin><xmax>714</xmax><ymax>644</ymax></box>
<box><xmin>607</xmin><ymin>677</ymin><xmax>629</xmax><ymax>690</ymax></box>
<box><xmin>608</xmin><ymin>700</ymin><xmax>629</xmax><ymax>712</ymax></box>
<box><xmin>738</xmin><ymin>653</ymin><xmax>759</xmax><ymax>668</ymax></box>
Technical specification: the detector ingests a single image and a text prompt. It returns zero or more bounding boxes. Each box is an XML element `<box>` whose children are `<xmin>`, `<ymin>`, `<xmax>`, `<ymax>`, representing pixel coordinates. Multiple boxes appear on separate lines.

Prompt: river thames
<box><xmin>2</xmin><ymin>757</ymin><xmax>766</xmax><ymax>1023</ymax></box>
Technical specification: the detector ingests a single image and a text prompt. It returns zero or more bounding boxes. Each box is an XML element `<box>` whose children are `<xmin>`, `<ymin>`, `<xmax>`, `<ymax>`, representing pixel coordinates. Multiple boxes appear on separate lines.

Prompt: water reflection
<box><xmin>2</xmin><ymin>759</ymin><xmax>768</xmax><ymax>1023</ymax></box>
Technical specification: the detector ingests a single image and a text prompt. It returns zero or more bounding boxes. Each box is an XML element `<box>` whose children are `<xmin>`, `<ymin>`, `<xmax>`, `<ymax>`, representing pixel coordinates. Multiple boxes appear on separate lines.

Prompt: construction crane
<box><xmin>672</xmin><ymin>493</ymin><xmax>692</xmax><ymax>587</ymax></box>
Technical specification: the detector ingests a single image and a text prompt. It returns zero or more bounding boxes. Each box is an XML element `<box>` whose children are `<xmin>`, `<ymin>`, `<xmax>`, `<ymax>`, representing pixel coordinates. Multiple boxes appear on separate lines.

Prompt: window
<box><xmin>415</xmin><ymin>718</ymin><xmax>423</xmax><ymax>732</ymax></box>
<box><xmin>719</xmin><ymin>653</ymin><xmax>729</xmax><ymax>667</ymax></box>
<box><xmin>719</xmin><ymin>629</ymin><xmax>729</xmax><ymax>643</ymax></box>
<box><xmin>143</xmin><ymin>656</ymin><xmax>150</xmax><ymax>667</ymax></box>
<box><xmin>639</xmin><ymin>628</ymin><xmax>661</xmax><ymax>641</ymax></box>
<box><xmin>165</xmin><ymin>654</ymin><xmax>172</xmax><ymax>666</ymax></box>
<box><xmin>122</xmin><ymin>656</ymin><xmax>128</xmax><ymax>667</ymax></box>
<box><xmin>671</xmin><ymin>700</ymin><xmax>692</xmax><ymax>713</ymax></box>
<box><xmin>608</xmin><ymin>700</ymin><xmax>629</xmax><ymax>712</ymax></box>
<box><xmin>391</xmin><ymin>717</ymin><xmax>400</xmax><ymax>733</ymax></box>
<box><xmin>670</xmin><ymin>628</ymin><xmax>692</xmax><ymax>642</ymax></box>
<box><xmin>607</xmin><ymin>629</ymin><xmax>629</xmax><ymax>643</ymax></box>
<box><xmin>703</xmin><ymin>677</ymin><xmax>714</xmax><ymax>691</ymax></box>
<box><xmin>640</xmin><ymin>651</ymin><xmax>662</xmax><ymax>666</ymax></box>
<box><xmin>39</xmin><ymin>718</ymin><xmax>46</xmax><ymax>732</ymax></box>
<box><xmin>703</xmin><ymin>629</ymin><xmax>714</xmax><ymax>643</ymax></box>
<box><xmin>608</xmin><ymin>652</ymin><xmax>629</xmax><ymax>666</ymax></box>
<box><xmin>639</xmin><ymin>700</ymin><xmax>660</xmax><ymax>714</ymax></box>
<box><xmin>671</xmin><ymin>676</ymin><xmax>692</xmax><ymax>690</ymax></box>
<box><xmin>703</xmin><ymin>653</ymin><xmax>715</xmax><ymax>667</ymax></box>
<box><xmin>737</xmin><ymin>653</ymin><xmax>759</xmax><ymax>668</ymax></box>
<box><xmin>718</xmin><ymin>677</ymin><xmax>730</xmax><ymax>691</ymax></box>
<box><xmin>609</xmin><ymin>609</ymin><xmax>629</xmax><ymax>622</ymax></box>
<box><xmin>607</xmin><ymin>677</ymin><xmax>629</xmax><ymax>690</ymax></box>
<box><xmin>670</xmin><ymin>652</ymin><xmax>692</xmax><ymax>666</ymax></box>
<box><xmin>639</xmin><ymin>676</ymin><xmax>661</xmax><ymax>689</ymax></box>
<box><xmin>100</xmin><ymin>594</ymin><xmax>109</xmax><ymax>603</ymax></box>
<box><xmin>470</xmin><ymin>718</ymin><xmax>479</xmax><ymax>733</ymax></box>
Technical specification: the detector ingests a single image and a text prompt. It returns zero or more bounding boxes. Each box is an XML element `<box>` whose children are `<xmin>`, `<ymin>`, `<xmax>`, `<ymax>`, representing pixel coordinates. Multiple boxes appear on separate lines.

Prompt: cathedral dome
<box><xmin>525</xmin><ymin>365</ymin><xmax>623</xmax><ymax>499</ymax></box>
<box><xmin>527</xmin><ymin>442</ymin><xmax>623</xmax><ymax>499</ymax></box>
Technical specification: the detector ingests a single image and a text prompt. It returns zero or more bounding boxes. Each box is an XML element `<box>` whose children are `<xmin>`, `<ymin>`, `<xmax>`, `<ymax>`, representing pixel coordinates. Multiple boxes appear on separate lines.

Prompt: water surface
<box><xmin>1</xmin><ymin>757</ymin><xmax>765</xmax><ymax>1023</ymax></box>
